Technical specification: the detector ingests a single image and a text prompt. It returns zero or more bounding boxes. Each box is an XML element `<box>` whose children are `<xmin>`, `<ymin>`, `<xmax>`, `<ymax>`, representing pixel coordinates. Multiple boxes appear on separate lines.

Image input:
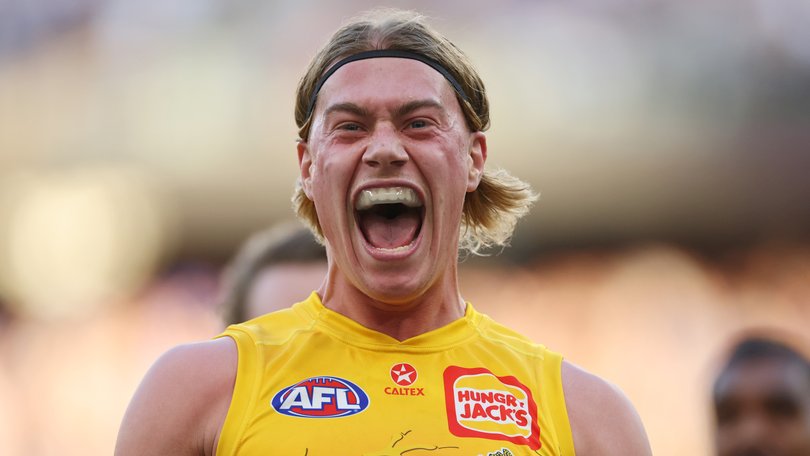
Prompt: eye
<box><xmin>765</xmin><ymin>395</ymin><xmax>800</xmax><ymax>419</ymax></box>
<box><xmin>714</xmin><ymin>398</ymin><xmax>740</xmax><ymax>426</ymax></box>
<box><xmin>407</xmin><ymin>119</ymin><xmax>429</xmax><ymax>129</ymax></box>
<box><xmin>338</xmin><ymin>122</ymin><xmax>362</xmax><ymax>131</ymax></box>
<box><xmin>330</xmin><ymin>120</ymin><xmax>366</xmax><ymax>142</ymax></box>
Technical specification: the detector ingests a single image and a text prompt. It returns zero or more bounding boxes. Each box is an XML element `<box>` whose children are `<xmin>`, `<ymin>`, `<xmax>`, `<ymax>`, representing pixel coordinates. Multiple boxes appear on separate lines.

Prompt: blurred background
<box><xmin>1</xmin><ymin>0</ymin><xmax>809</xmax><ymax>454</ymax></box>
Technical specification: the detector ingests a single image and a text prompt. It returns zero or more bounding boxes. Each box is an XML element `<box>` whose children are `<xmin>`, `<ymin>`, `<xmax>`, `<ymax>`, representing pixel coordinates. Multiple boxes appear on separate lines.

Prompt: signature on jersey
<box><xmin>303</xmin><ymin>430</ymin><xmax>458</xmax><ymax>455</ymax></box>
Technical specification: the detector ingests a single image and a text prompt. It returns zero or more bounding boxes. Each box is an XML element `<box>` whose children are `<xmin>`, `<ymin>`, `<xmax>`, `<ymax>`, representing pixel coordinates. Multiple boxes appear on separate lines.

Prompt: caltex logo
<box><xmin>385</xmin><ymin>363</ymin><xmax>425</xmax><ymax>397</ymax></box>
<box><xmin>390</xmin><ymin>363</ymin><xmax>417</xmax><ymax>386</ymax></box>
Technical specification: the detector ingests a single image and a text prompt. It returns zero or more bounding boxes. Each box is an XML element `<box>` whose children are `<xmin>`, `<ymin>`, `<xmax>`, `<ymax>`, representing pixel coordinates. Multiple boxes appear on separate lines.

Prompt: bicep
<box><xmin>562</xmin><ymin>361</ymin><xmax>652</xmax><ymax>456</ymax></box>
<box><xmin>115</xmin><ymin>339</ymin><xmax>236</xmax><ymax>456</ymax></box>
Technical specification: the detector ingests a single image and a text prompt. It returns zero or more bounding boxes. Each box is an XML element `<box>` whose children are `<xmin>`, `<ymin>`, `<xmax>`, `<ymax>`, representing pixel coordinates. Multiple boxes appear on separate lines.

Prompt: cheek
<box><xmin>312</xmin><ymin>152</ymin><xmax>335</xmax><ymax>194</ymax></box>
<box><xmin>438</xmin><ymin>156</ymin><xmax>472</xmax><ymax>196</ymax></box>
<box><xmin>311</xmin><ymin>150</ymin><xmax>349</xmax><ymax>196</ymax></box>
<box><xmin>309</xmin><ymin>151</ymin><xmax>357</xmax><ymax>232</ymax></box>
<box><xmin>425</xmin><ymin>138</ymin><xmax>470</xmax><ymax>181</ymax></box>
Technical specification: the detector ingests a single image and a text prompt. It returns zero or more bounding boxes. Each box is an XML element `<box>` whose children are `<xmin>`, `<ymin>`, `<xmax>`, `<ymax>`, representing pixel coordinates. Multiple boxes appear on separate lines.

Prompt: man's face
<box><xmin>714</xmin><ymin>358</ymin><xmax>810</xmax><ymax>456</ymax></box>
<box><xmin>298</xmin><ymin>57</ymin><xmax>485</xmax><ymax>304</ymax></box>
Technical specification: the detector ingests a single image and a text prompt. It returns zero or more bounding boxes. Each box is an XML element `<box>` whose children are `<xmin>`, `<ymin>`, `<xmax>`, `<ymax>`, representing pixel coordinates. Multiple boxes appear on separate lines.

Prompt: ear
<box><xmin>297</xmin><ymin>140</ymin><xmax>315</xmax><ymax>199</ymax></box>
<box><xmin>466</xmin><ymin>132</ymin><xmax>487</xmax><ymax>192</ymax></box>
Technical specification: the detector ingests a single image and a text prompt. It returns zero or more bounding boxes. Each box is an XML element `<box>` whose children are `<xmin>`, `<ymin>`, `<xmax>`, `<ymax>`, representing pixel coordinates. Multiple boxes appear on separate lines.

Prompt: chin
<box><xmin>358</xmin><ymin>273</ymin><xmax>431</xmax><ymax>306</ymax></box>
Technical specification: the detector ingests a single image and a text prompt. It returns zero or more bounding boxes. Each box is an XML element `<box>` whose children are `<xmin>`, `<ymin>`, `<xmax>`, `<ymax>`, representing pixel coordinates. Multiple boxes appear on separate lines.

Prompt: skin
<box><xmin>714</xmin><ymin>358</ymin><xmax>810</xmax><ymax>456</ymax></box>
<box><xmin>115</xmin><ymin>57</ymin><xmax>652</xmax><ymax>456</ymax></box>
<box><xmin>298</xmin><ymin>58</ymin><xmax>484</xmax><ymax>340</ymax></box>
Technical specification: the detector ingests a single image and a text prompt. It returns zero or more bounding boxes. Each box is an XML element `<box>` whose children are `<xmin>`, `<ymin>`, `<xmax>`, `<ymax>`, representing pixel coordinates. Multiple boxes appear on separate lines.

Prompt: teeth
<box><xmin>355</xmin><ymin>187</ymin><xmax>422</xmax><ymax>211</ymax></box>
<box><xmin>375</xmin><ymin>244</ymin><xmax>414</xmax><ymax>253</ymax></box>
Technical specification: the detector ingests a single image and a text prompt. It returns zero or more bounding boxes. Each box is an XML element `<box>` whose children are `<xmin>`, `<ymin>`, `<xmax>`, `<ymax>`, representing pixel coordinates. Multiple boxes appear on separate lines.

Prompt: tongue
<box><xmin>360</xmin><ymin>210</ymin><xmax>420</xmax><ymax>249</ymax></box>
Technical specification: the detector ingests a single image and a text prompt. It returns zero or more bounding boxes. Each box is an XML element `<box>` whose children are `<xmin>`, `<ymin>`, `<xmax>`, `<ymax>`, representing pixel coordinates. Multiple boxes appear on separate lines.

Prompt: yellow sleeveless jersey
<box><xmin>215</xmin><ymin>292</ymin><xmax>576</xmax><ymax>456</ymax></box>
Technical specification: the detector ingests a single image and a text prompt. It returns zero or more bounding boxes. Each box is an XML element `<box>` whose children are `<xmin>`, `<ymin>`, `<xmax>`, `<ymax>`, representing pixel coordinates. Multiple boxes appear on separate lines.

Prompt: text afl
<box><xmin>272</xmin><ymin>376</ymin><xmax>370</xmax><ymax>418</ymax></box>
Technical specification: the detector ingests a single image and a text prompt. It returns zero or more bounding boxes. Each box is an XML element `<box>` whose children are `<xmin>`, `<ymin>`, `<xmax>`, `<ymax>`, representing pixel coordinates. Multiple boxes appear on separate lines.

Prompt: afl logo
<box><xmin>271</xmin><ymin>376</ymin><xmax>370</xmax><ymax>418</ymax></box>
<box><xmin>390</xmin><ymin>363</ymin><xmax>417</xmax><ymax>386</ymax></box>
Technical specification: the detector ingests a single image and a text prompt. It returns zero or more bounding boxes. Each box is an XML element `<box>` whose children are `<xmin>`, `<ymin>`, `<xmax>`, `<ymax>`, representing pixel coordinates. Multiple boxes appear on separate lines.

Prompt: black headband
<box><xmin>305</xmin><ymin>49</ymin><xmax>471</xmax><ymax>120</ymax></box>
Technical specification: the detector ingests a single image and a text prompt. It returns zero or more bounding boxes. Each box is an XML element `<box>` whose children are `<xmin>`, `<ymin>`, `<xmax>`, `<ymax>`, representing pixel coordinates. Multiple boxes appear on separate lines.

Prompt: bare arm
<box><xmin>562</xmin><ymin>361</ymin><xmax>652</xmax><ymax>456</ymax></box>
<box><xmin>115</xmin><ymin>338</ymin><xmax>236</xmax><ymax>456</ymax></box>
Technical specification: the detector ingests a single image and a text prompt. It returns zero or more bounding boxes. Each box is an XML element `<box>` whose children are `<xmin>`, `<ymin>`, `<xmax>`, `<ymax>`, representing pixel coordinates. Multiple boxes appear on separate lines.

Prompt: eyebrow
<box><xmin>393</xmin><ymin>99</ymin><xmax>447</xmax><ymax>119</ymax></box>
<box><xmin>322</xmin><ymin>102</ymin><xmax>371</xmax><ymax>119</ymax></box>
<box><xmin>322</xmin><ymin>99</ymin><xmax>447</xmax><ymax>121</ymax></box>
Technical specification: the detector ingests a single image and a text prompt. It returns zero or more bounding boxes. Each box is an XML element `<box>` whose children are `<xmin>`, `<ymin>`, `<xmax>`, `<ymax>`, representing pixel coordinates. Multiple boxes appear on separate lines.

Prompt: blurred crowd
<box><xmin>0</xmin><ymin>236</ymin><xmax>808</xmax><ymax>455</ymax></box>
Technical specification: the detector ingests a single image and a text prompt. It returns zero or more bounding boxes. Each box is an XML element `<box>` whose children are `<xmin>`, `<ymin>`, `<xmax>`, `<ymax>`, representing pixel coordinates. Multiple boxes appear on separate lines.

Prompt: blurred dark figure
<box><xmin>713</xmin><ymin>333</ymin><xmax>810</xmax><ymax>456</ymax></box>
<box><xmin>218</xmin><ymin>222</ymin><xmax>327</xmax><ymax>325</ymax></box>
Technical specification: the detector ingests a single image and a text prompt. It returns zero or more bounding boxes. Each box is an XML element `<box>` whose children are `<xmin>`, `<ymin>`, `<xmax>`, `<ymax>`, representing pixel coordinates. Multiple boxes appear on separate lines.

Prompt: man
<box><xmin>116</xmin><ymin>9</ymin><xmax>651</xmax><ymax>455</ymax></box>
<box><xmin>218</xmin><ymin>222</ymin><xmax>327</xmax><ymax>324</ymax></box>
<box><xmin>713</xmin><ymin>334</ymin><xmax>810</xmax><ymax>456</ymax></box>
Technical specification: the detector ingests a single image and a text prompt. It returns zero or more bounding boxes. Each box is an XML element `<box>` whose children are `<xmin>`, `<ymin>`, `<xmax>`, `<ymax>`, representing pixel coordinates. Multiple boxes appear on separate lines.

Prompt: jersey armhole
<box><xmin>543</xmin><ymin>351</ymin><xmax>577</xmax><ymax>456</ymax></box>
<box><xmin>214</xmin><ymin>327</ymin><xmax>261</xmax><ymax>456</ymax></box>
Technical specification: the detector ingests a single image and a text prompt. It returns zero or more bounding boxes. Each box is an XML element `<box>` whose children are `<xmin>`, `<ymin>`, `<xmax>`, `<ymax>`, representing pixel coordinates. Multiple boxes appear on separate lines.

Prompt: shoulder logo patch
<box><xmin>443</xmin><ymin>366</ymin><xmax>540</xmax><ymax>450</ymax></box>
<box><xmin>272</xmin><ymin>376</ymin><xmax>370</xmax><ymax>418</ymax></box>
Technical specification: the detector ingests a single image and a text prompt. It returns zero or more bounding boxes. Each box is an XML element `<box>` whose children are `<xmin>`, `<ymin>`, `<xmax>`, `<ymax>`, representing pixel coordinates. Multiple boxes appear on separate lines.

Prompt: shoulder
<box><xmin>115</xmin><ymin>338</ymin><xmax>237</xmax><ymax>456</ymax></box>
<box><xmin>232</xmin><ymin>302</ymin><xmax>314</xmax><ymax>344</ymax></box>
<box><xmin>473</xmin><ymin>310</ymin><xmax>537</xmax><ymax>351</ymax></box>
<box><xmin>561</xmin><ymin>360</ymin><xmax>652</xmax><ymax>456</ymax></box>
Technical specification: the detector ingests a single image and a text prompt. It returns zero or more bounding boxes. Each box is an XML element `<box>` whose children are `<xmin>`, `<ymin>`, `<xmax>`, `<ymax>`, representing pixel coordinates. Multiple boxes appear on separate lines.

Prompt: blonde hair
<box><xmin>292</xmin><ymin>9</ymin><xmax>537</xmax><ymax>254</ymax></box>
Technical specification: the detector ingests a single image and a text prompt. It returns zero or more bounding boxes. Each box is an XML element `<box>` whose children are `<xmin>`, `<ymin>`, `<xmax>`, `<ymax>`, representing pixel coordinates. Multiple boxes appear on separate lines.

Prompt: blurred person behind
<box><xmin>218</xmin><ymin>222</ymin><xmax>327</xmax><ymax>325</ymax></box>
<box><xmin>713</xmin><ymin>331</ymin><xmax>810</xmax><ymax>456</ymax></box>
<box><xmin>0</xmin><ymin>298</ymin><xmax>23</xmax><ymax>456</ymax></box>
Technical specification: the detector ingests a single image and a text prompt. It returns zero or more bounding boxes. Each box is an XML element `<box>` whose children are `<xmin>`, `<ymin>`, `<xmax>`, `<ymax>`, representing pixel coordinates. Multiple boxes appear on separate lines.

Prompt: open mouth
<box><xmin>354</xmin><ymin>186</ymin><xmax>424</xmax><ymax>251</ymax></box>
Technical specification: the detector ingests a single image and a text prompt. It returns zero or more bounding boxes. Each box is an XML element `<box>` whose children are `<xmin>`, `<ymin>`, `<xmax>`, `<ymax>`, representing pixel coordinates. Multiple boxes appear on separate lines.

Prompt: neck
<box><xmin>318</xmin><ymin>268</ymin><xmax>466</xmax><ymax>341</ymax></box>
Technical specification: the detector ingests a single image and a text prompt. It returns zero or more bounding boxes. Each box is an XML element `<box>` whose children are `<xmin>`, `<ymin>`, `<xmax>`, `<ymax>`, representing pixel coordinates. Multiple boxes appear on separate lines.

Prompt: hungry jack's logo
<box><xmin>443</xmin><ymin>366</ymin><xmax>540</xmax><ymax>450</ymax></box>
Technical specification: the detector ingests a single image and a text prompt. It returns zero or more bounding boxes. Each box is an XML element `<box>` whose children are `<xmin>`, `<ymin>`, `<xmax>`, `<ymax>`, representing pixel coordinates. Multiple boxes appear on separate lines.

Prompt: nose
<box><xmin>362</xmin><ymin>124</ymin><xmax>408</xmax><ymax>170</ymax></box>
